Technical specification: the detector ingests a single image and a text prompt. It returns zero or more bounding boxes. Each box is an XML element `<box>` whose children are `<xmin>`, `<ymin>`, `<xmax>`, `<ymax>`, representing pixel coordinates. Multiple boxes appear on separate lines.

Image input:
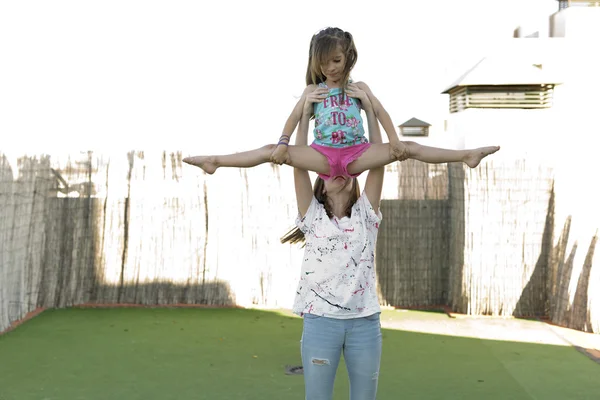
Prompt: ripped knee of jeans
<box><xmin>311</xmin><ymin>357</ymin><xmax>330</xmax><ymax>366</ymax></box>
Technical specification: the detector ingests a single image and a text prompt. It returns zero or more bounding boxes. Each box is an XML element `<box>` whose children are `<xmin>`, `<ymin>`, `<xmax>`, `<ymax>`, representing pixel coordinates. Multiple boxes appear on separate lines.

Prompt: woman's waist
<box><xmin>299</xmin><ymin>267</ymin><xmax>377</xmax><ymax>289</ymax></box>
<box><xmin>293</xmin><ymin>281</ymin><xmax>380</xmax><ymax>316</ymax></box>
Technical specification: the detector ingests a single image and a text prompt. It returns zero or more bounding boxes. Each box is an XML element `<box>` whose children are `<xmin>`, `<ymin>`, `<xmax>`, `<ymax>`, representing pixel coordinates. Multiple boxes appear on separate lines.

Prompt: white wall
<box><xmin>550</xmin><ymin>6</ymin><xmax>600</xmax><ymax>38</ymax></box>
<box><xmin>444</xmin><ymin>13</ymin><xmax>600</xmax><ymax>330</ymax></box>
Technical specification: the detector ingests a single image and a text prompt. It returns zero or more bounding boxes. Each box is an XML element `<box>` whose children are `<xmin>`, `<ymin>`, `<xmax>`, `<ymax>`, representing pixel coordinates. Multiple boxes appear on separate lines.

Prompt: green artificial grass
<box><xmin>0</xmin><ymin>308</ymin><xmax>598</xmax><ymax>400</ymax></box>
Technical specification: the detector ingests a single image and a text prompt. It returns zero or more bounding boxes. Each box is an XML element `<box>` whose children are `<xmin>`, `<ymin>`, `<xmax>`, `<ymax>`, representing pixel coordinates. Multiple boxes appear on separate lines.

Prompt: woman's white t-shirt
<box><xmin>292</xmin><ymin>191</ymin><xmax>382</xmax><ymax>319</ymax></box>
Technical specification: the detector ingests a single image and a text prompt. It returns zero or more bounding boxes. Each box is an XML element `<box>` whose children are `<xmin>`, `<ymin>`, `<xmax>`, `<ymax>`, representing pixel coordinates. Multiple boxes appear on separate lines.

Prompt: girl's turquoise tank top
<box><xmin>312</xmin><ymin>82</ymin><xmax>367</xmax><ymax>148</ymax></box>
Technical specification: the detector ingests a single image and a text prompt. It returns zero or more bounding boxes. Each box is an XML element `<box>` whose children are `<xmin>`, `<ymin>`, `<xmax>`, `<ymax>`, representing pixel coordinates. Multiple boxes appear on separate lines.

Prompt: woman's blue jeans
<box><xmin>301</xmin><ymin>313</ymin><xmax>382</xmax><ymax>400</ymax></box>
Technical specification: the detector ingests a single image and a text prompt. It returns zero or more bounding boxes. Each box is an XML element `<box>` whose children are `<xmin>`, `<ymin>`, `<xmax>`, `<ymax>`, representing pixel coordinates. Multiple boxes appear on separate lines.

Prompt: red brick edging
<box><xmin>0</xmin><ymin>307</ymin><xmax>47</xmax><ymax>336</ymax></box>
<box><xmin>72</xmin><ymin>303</ymin><xmax>243</xmax><ymax>309</ymax></box>
<box><xmin>0</xmin><ymin>304</ymin><xmax>242</xmax><ymax>336</ymax></box>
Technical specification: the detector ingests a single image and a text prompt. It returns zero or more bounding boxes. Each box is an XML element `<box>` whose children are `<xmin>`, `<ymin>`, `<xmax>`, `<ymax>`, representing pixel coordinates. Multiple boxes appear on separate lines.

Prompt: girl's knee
<box><xmin>403</xmin><ymin>140</ymin><xmax>418</xmax><ymax>157</ymax></box>
<box><xmin>403</xmin><ymin>140</ymin><xmax>417</xmax><ymax>149</ymax></box>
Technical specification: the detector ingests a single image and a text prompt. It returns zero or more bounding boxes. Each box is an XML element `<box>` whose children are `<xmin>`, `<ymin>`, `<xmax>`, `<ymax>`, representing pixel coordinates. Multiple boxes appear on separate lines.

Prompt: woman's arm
<box><xmin>294</xmin><ymin>95</ymin><xmax>317</xmax><ymax>217</ymax></box>
<box><xmin>348</xmin><ymin>83</ymin><xmax>385</xmax><ymax>214</ymax></box>
<box><xmin>356</xmin><ymin>81</ymin><xmax>408</xmax><ymax>162</ymax></box>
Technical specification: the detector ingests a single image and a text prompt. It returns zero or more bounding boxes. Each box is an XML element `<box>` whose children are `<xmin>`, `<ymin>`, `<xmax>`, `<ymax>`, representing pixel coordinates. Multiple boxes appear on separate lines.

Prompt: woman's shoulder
<box><xmin>297</xmin><ymin>197</ymin><xmax>329</xmax><ymax>232</ymax></box>
<box><xmin>354</xmin><ymin>191</ymin><xmax>382</xmax><ymax>222</ymax></box>
<box><xmin>301</xmin><ymin>196</ymin><xmax>326</xmax><ymax>218</ymax></box>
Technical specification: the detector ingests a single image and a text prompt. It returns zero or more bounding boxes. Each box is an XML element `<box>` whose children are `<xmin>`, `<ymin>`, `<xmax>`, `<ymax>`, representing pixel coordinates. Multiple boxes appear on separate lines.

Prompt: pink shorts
<box><xmin>310</xmin><ymin>142</ymin><xmax>371</xmax><ymax>180</ymax></box>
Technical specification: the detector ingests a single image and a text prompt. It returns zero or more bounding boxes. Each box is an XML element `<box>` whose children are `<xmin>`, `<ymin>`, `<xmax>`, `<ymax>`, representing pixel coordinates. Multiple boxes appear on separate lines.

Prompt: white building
<box><xmin>440</xmin><ymin>0</ymin><xmax>600</xmax><ymax>330</ymax></box>
<box><xmin>441</xmin><ymin>2</ymin><xmax>600</xmax><ymax>164</ymax></box>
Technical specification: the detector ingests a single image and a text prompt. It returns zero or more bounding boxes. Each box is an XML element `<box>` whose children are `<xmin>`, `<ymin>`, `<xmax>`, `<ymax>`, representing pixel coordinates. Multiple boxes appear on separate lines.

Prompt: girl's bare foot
<box><xmin>464</xmin><ymin>146</ymin><xmax>500</xmax><ymax>168</ymax></box>
<box><xmin>183</xmin><ymin>156</ymin><xmax>218</xmax><ymax>174</ymax></box>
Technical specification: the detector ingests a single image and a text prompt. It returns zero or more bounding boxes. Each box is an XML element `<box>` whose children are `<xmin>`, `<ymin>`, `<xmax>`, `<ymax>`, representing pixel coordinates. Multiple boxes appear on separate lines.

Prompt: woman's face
<box><xmin>322</xmin><ymin>175</ymin><xmax>354</xmax><ymax>197</ymax></box>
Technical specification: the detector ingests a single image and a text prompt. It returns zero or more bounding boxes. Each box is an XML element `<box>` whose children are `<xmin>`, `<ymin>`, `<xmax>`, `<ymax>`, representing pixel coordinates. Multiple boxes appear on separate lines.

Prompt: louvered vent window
<box><xmin>448</xmin><ymin>84</ymin><xmax>555</xmax><ymax>113</ymax></box>
<box><xmin>400</xmin><ymin>126</ymin><xmax>429</xmax><ymax>137</ymax></box>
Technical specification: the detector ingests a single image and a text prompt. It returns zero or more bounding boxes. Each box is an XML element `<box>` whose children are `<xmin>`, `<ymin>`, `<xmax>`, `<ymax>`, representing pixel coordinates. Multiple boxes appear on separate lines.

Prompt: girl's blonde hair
<box><xmin>280</xmin><ymin>177</ymin><xmax>361</xmax><ymax>245</ymax></box>
<box><xmin>305</xmin><ymin>27</ymin><xmax>358</xmax><ymax>91</ymax></box>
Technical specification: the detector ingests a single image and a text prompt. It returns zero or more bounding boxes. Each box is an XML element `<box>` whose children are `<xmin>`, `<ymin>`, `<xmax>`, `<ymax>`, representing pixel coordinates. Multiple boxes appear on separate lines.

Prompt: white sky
<box><xmin>1</xmin><ymin>0</ymin><xmax>558</xmax><ymax>155</ymax></box>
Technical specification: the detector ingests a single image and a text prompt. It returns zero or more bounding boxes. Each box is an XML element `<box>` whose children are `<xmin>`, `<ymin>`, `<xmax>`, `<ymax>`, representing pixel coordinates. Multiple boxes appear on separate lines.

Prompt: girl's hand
<box><xmin>346</xmin><ymin>83</ymin><xmax>372</xmax><ymax>112</ymax></box>
<box><xmin>270</xmin><ymin>144</ymin><xmax>290</xmax><ymax>165</ymax></box>
<box><xmin>303</xmin><ymin>87</ymin><xmax>329</xmax><ymax>114</ymax></box>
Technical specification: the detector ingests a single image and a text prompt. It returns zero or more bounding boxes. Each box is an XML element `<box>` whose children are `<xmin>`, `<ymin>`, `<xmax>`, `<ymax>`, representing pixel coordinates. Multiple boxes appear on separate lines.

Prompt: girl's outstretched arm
<box><xmin>270</xmin><ymin>84</ymin><xmax>326</xmax><ymax>165</ymax></box>
<box><xmin>355</xmin><ymin>81</ymin><xmax>408</xmax><ymax>161</ymax></box>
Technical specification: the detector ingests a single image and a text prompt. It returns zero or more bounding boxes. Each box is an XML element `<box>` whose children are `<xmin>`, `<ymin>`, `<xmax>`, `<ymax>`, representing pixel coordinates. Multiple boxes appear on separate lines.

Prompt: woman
<box><xmin>281</xmin><ymin>84</ymin><xmax>386</xmax><ymax>400</ymax></box>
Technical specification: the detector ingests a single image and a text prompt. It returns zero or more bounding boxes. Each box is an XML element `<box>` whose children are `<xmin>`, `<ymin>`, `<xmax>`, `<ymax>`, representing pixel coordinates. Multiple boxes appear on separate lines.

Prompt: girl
<box><xmin>285</xmin><ymin>78</ymin><xmax>384</xmax><ymax>399</ymax></box>
<box><xmin>183</xmin><ymin>27</ymin><xmax>499</xmax><ymax>180</ymax></box>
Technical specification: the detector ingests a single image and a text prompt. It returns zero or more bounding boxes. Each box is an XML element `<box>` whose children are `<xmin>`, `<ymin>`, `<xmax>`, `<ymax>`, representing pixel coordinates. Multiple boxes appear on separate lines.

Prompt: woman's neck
<box><xmin>327</xmin><ymin>196</ymin><xmax>350</xmax><ymax>219</ymax></box>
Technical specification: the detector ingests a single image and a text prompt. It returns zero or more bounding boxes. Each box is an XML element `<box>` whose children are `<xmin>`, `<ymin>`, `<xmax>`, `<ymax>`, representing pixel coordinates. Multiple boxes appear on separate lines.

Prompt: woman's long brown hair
<box><xmin>280</xmin><ymin>177</ymin><xmax>360</xmax><ymax>245</ymax></box>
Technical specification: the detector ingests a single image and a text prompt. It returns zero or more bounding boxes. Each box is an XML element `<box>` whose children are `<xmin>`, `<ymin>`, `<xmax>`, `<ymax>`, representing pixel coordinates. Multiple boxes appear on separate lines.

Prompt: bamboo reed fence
<box><xmin>0</xmin><ymin>151</ymin><xmax>598</xmax><ymax>335</ymax></box>
<box><xmin>377</xmin><ymin>161</ymin><xmax>449</xmax><ymax>307</ymax></box>
<box><xmin>447</xmin><ymin>160</ymin><xmax>556</xmax><ymax>317</ymax></box>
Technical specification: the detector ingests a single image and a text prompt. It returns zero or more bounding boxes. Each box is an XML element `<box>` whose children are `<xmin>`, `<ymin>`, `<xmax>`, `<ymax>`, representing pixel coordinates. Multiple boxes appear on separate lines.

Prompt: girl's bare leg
<box><xmin>346</xmin><ymin>142</ymin><xmax>500</xmax><ymax>176</ymax></box>
<box><xmin>345</xmin><ymin>144</ymin><xmax>395</xmax><ymax>175</ymax></box>
<box><xmin>183</xmin><ymin>145</ymin><xmax>330</xmax><ymax>175</ymax></box>
<box><xmin>405</xmin><ymin>141</ymin><xmax>500</xmax><ymax>168</ymax></box>
<box><xmin>183</xmin><ymin>146</ymin><xmax>273</xmax><ymax>174</ymax></box>
<box><xmin>287</xmin><ymin>146</ymin><xmax>331</xmax><ymax>175</ymax></box>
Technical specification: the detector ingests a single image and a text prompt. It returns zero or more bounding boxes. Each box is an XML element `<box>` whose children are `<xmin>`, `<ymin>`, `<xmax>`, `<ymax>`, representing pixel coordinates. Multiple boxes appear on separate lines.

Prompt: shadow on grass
<box><xmin>0</xmin><ymin>308</ymin><xmax>599</xmax><ymax>400</ymax></box>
